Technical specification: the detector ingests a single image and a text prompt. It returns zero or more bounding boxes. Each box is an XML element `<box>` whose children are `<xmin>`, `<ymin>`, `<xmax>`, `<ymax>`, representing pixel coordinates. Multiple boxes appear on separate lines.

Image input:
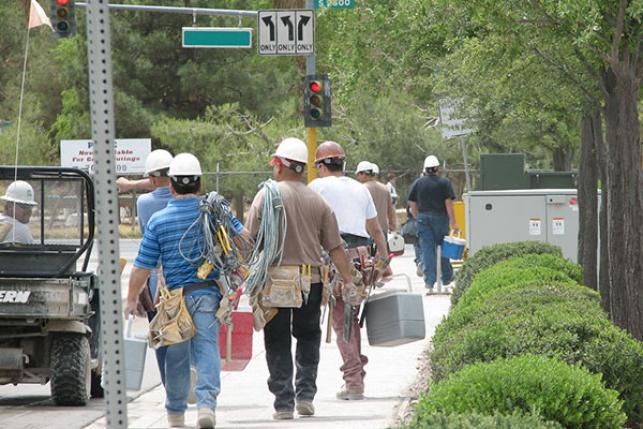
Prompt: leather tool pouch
<box><xmin>148</xmin><ymin>286</ymin><xmax>196</xmax><ymax>349</ymax></box>
<box><xmin>261</xmin><ymin>266</ymin><xmax>303</xmax><ymax>308</ymax></box>
<box><xmin>320</xmin><ymin>265</ymin><xmax>331</xmax><ymax>306</ymax></box>
<box><xmin>300</xmin><ymin>267</ymin><xmax>312</xmax><ymax>300</ymax></box>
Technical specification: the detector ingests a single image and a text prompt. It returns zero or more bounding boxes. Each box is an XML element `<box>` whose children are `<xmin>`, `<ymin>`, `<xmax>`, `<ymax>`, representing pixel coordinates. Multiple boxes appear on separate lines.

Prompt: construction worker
<box><xmin>408</xmin><ymin>155</ymin><xmax>460</xmax><ymax>293</ymax></box>
<box><xmin>309</xmin><ymin>141</ymin><xmax>388</xmax><ymax>401</ymax></box>
<box><xmin>134</xmin><ymin>149</ymin><xmax>174</xmax><ymax>386</ymax></box>
<box><xmin>0</xmin><ymin>181</ymin><xmax>37</xmax><ymax>244</ymax></box>
<box><xmin>246</xmin><ymin>138</ymin><xmax>354</xmax><ymax>420</ymax></box>
<box><xmin>355</xmin><ymin>161</ymin><xmax>397</xmax><ymax>239</ymax></box>
<box><xmin>125</xmin><ymin>153</ymin><xmax>244</xmax><ymax>429</ymax></box>
<box><xmin>356</xmin><ymin>161</ymin><xmax>397</xmax><ymax>281</ymax></box>
<box><xmin>386</xmin><ymin>172</ymin><xmax>399</xmax><ymax>206</ymax></box>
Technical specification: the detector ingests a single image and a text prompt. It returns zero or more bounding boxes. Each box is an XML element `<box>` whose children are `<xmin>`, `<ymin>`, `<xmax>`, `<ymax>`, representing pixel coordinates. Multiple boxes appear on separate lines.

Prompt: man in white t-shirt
<box><xmin>308</xmin><ymin>141</ymin><xmax>387</xmax><ymax>400</ymax></box>
<box><xmin>0</xmin><ymin>181</ymin><xmax>37</xmax><ymax>244</ymax></box>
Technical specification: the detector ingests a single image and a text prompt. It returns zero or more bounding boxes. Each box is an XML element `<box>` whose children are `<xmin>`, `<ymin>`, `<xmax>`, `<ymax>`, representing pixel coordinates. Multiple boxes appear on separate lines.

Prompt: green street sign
<box><xmin>314</xmin><ymin>0</ymin><xmax>355</xmax><ymax>9</ymax></box>
<box><xmin>182</xmin><ymin>27</ymin><xmax>253</xmax><ymax>48</ymax></box>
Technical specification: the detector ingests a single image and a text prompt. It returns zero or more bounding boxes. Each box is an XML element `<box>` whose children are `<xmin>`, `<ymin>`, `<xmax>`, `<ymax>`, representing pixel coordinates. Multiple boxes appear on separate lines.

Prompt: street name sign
<box><xmin>314</xmin><ymin>0</ymin><xmax>355</xmax><ymax>9</ymax></box>
<box><xmin>182</xmin><ymin>27</ymin><xmax>253</xmax><ymax>49</ymax></box>
<box><xmin>258</xmin><ymin>10</ymin><xmax>314</xmax><ymax>55</ymax></box>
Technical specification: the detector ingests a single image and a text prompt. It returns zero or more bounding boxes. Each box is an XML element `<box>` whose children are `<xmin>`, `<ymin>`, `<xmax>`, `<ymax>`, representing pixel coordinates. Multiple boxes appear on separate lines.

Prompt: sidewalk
<box><xmin>85</xmin><ymin>246</ymin><xmax>452</xmax><ymax>429</ymax></box>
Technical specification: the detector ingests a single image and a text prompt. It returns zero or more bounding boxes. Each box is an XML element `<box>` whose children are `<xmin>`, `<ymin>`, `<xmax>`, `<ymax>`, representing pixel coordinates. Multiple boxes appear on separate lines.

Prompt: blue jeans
<box><xmin>417</xmin><ymin>213</ymin><xmax>453</xmax><ymax>287</ymax></box>
<box><xmin>165</xmin><ymin>292</ymin><xmax>221</xmax><ymax>414</ymax></box>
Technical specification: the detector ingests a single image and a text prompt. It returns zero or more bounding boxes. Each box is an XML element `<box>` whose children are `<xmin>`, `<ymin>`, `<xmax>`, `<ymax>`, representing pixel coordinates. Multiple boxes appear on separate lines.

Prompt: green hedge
<box><xmin>416</xmin><ymin>355</ymin><xmax>626</xmax><ymax>429</ymax></box>
<box><xmin>452</xmin><ymin>241</ymin><xmax>562</xmax><ymax>306</ymax></box>
<box><xmin>456</xmin><ymin>254</ymin><xmax>583</xmax><ymax>309</ymax></box>
<box><xmin>400</xmin><ymin>412</ymin><xmax>562</xmax><ymax>429</ymax></box>
<box><xmin>432</xmin><ymin>280</ymin><xmax>599</xmax><ymax>347</ymax></box>
<box><xmin>431</xmin><ymin>284</ymin><xmax>643</xmax><ymax>425</ymax></box>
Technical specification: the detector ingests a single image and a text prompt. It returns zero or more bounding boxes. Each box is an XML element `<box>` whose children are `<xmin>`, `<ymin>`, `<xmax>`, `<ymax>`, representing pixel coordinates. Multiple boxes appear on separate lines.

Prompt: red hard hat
<box><xmin>314</xmin><ymin>141</ymin><xmax>346</xmax><ymax>163</ymax></box>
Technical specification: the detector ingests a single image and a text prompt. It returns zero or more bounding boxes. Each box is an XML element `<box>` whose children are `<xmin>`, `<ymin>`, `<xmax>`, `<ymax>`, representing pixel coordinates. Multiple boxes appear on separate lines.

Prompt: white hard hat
<box><xmin>371</xmin><ymin>163</ymin><xmax>380</xmax><ymax>175</ymax></box>
<box><xmin>144</xmin><ymin>149</ymin><xmax>173</xmax><ymax>176</ymax></box>
<box><xmin>1</xmin><ymin>181</ymin><xmax>38</xmax><ymax>206</ymax></box>
<box><xmin>355</xmin><ymin>161</ymin><xmax>374</xmax><ymax>174</ymax></box>
<box><xmin>169</xmin><ymin>153</ymin><xmax>202</xmax><ymax>177</ymax></box>
<box><xmin>388</xmin><ymin>232</ymin><xmax>405</xmax><ymax>255</ymax></box>
<box><xmin>272</xmin><ymin>138</ymin><xmax>308</xmax><ymax>164</ymax></box>
<box><xmin>424</xmin><ymin>155</ymin><xmax>440</xmax><ymax>169</ymax></box>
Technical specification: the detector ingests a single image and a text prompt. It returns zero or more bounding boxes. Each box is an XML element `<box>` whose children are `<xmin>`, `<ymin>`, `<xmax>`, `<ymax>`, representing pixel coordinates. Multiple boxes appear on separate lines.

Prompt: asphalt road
<box><xmin>0</xmin><ymin>239</ymin><xmax>161</xmax><ymax>429</ymax></box>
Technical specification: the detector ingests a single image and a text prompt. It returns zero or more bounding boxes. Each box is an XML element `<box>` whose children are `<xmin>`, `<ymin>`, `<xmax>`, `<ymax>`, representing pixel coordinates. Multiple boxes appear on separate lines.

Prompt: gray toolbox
<box><xmin>364</xmin><ymin>274</ymin><xmax>425</xmax><ymax>346</ymax></box>
<box><xmin>124</xmin><ymin>317</ymin><xmax>147</xmax><ymax>390</ymax></box>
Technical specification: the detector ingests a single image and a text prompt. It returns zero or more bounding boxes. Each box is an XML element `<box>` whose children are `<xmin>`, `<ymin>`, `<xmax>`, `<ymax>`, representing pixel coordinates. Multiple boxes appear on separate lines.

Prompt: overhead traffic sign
<box><xmin>314</xmin><ymin>0</ymin><xmax>355</xmax><ymax>9</ymax></box>
<box><xmin>258</xmin><ymin>10</ymin><xmax>314</xmax><ymax>56</ymax></box>
<box><xmin>182</xmin><ymin>27</ymin><xmax>253</xmax><ymax>49</ymax></box>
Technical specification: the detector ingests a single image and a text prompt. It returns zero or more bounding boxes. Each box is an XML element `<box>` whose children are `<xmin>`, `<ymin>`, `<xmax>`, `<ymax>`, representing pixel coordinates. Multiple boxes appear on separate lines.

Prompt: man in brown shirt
<box><xmin>355</xmin><ymin>160</ymin><xmax>397</xmax><ymax>236</ymax></box>
<box><xmin>246</xmin><ymin>138</ymin><xmax>353</xmax><ymax>421</ymax></box>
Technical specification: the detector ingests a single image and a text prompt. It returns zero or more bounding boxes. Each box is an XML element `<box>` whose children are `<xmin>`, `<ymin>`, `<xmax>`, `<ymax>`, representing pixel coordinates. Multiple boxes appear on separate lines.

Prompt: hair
<box><xmin>170</xmin><ymin>176</ymin><xmax>201</xmax><ymax>194</ymax></box>
<box><xmin>318</xmin><ymin>157</ymin><xmax>344</xmax><ymax>172</ymax></box>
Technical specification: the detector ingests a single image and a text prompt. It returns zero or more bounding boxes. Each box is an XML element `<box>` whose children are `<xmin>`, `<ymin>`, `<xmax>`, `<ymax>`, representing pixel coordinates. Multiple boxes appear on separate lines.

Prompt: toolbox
<box><xmin>219</xmin><ymin>308</ymin><xmax>254</xmax><ymax>371</ymax></box>
<box><xmin>364</xmin><ymin>279</ymin><xmax>425</xmax><ymax>347</ymax></box>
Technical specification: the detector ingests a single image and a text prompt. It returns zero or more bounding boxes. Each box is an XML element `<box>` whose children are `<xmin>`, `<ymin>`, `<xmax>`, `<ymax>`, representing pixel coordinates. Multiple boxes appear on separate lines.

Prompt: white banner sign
<box><xmin>438</xmin><ymin>98</ymin><xmax>475</xmax><ymax>139</ymax></box>
<box><xmin>60</xmin><ymin>139</ymin><xmax>151</xmax><ymax>175</ymax></box>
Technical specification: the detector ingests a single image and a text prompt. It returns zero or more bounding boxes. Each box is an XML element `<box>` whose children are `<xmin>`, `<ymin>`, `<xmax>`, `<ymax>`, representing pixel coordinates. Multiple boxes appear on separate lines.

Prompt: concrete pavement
<box><xmin>84</xmin><ymin>245</ymin><xmax>452</xmax><ymax>429</ymax></box>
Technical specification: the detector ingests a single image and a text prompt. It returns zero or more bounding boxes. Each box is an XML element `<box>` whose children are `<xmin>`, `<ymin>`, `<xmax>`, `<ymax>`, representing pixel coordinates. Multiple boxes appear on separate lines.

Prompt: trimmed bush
<box><xmin>431</xmin><ymin>284</ymin><xmax>643</xmax><ymax>425</ymax></box>
<box><xmin>456</xmin><ymin>253</ymin><xmax>583</xmax><ymax>309</ymax></box>
<box><xmin>401</xmin><ymin>412</ymin><xmax>562</xmax><ymax>428</ymax></box>
<box><xmin>452</xmin><ymin>241</ymin><xmax>562</xmax><ymax>306</ymax></box>
<box><xmin>433</xmin><ymin>280</ymin><xmax>600</xmax><ymax>345</ymax></box>
<box><xmin>416</xmin><ymin>355</ymin><xmax>626</xmax><ymax>429</ymax></box>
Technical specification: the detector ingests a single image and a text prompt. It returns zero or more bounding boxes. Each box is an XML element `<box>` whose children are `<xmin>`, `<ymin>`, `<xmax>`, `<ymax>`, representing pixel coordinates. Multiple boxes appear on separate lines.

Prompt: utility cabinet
<box><xmin>465</xmin><ymin>189</ymin><xmax>580</xmax><ymax>262</ymax></box>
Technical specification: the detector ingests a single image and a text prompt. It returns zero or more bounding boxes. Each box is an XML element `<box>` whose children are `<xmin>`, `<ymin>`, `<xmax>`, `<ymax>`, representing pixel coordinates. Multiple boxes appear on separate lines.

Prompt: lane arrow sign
<box><xmin>297</xmin><ymin>15</ymin><xmax>310</xmax><ymax>41</ymax></box>
<box><xmin>262</xmin><ymin>16</ymin><xmax>275</xmax><ymax>41</ymax></box>
<box><xmin>281</xmin><ymin>16</ymin><xmax>294</xmax><ymax>41</ymax></box>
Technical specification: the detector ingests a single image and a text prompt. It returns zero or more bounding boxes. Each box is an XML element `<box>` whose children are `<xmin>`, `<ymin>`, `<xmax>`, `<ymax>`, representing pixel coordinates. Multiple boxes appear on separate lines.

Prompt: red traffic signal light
<box><xmin>309</xmin><ymin>81</ymin><xmax>321</xmax><ymax>93</ymax></box>
<box><xmin>56</xmin><ymin>0</ymin><xmax>70</xmax><ymax>5</ymax></box>
<box><xmin>303</xmin><ymin>75</ymin><xmax>331</xmax><ymax>128</ymax></box>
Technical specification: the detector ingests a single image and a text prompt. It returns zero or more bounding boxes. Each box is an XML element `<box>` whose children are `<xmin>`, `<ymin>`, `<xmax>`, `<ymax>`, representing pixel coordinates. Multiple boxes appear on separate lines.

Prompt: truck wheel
<box><xmin>50</xmin><ymin>333</ymin><xmax>91</xmax><ymax>406</ymax></box>
<box><xmin>90</xmin><ymin>368</ymin><xmax>104</xmax><ymax>398</ymax></box>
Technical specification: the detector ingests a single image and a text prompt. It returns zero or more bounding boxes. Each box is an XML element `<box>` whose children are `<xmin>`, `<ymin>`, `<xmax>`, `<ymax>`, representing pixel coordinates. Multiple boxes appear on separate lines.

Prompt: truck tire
<box><xmin>50</xmin><ymin>333</ymin><xmax>91</xmax><ymax>406</ymax></box>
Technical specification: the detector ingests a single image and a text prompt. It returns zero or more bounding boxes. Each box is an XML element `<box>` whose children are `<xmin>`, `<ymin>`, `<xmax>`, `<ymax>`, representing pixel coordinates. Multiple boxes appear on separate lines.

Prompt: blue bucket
<box><xmin>442</xmin><ymin>235</ymin><xmax>466</xmax><ymax>260</ymax></box>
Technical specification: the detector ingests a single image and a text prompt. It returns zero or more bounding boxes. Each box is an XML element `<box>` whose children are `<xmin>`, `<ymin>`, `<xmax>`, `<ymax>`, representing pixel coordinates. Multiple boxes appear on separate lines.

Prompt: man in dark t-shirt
<box><xmin>407</xmin><ymin>155</ymin><xmax>460</xmax><ymax>292</ymax></box>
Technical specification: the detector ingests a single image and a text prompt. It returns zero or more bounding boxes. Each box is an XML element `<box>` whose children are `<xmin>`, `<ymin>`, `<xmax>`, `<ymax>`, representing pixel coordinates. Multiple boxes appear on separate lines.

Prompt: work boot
<box><xmin>416</xmin><ymin>264</ymin><xmax>423</xmax><ymax>277</ymax></box>
<box><xmin>167</xmin><ymin>412</ymin><xmax>185</xmax><ymax>428</ymax></box>
<box><xmin>296</xmin><ymin>400</ymin><xmax>315</xmax><ymax>416</ymax></box>
<box><xmin>273</xmin><ymin>409</ymin><xmax>294</xmax><ymax>420</ymax></box>
<box><xmin>336</xmin><ymin>386</ymin><xmax>364</xmax><ymax>400</ymax></box>
<box><xmin>425</xmin><ymin>287</ymin><xmax>435</xmax><ymax>296</ymax></box>
<box><xmin>197</xmin><ymin>408</ymin><xmax>216</xmax><ymax>428</ymax></box>
<box><xmin>187</xmin><ymin>367</ymin><xmax>197</xmax><ymax>405</ymax></box>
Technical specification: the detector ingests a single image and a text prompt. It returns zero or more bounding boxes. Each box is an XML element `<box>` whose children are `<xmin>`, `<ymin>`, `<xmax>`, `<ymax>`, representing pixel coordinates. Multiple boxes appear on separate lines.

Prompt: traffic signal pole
<box><xmin>305</xmin><ymin>0</ymin><xmax>317</xmax><ymax>183</ymax></box>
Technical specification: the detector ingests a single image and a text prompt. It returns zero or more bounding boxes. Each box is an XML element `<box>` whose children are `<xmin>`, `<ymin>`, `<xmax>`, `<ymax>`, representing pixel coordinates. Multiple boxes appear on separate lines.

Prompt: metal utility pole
<box><xmin>305</xmin><ymin>0</ymin><xmax>317</xmax><ymax>183</ymax></box>
<box><xmin>85</xmin><ymin>0</ymin><xmax>128</xmax><ymax>428</ymax></box>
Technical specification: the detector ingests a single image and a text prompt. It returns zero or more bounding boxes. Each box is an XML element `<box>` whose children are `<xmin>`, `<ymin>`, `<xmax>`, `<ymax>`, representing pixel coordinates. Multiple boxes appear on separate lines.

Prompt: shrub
<box><xmin>417</xmin><ymin>355</ymin><xmax>626</xmax><ymax>429</ymax></box>
<box><xmin>402</xmin><ymin>412</ymin><xmax>562</xmax><ymax>429</ymax></box>
<box><xmin>431</xmin><ymin>284</ymin><xmax>643</xmax><ymax>425</ymax></box>
<box><xmin>456</xmin><ymin>253</ymin><xmax>583</xmax><ymax>309</ymax></box>
<box><xmin>432</xmin><ymin>280</ymin><xmax>600</xmax><ymax>345</ymax></box>
<box><xmin>452</xmin><ymin>241</ymin><xmax>561</xmax><ymax>306</ymax></box>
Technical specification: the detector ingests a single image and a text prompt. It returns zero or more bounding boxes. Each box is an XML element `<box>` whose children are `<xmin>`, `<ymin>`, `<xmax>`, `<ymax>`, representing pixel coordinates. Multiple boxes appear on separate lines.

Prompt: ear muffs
<box><xmin>293</xmin><ymin>163</ymin><xmax>303</xmax><ymax>174</ymax></box>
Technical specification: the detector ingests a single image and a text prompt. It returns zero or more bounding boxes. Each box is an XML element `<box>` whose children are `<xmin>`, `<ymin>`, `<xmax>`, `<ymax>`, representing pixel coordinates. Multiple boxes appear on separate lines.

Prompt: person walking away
<box><xmin>125</xmin><ymin>153</ymin><xmax>244</xmax><ymax>428</ymax></box>
<box><xmin>407</xmin><ymin>155</ymin><xmax>460</xmax><ymax>293</ymax></box>
<box><xmin>0</xmin><ymin>181</ymin><xmax>37</xmax><ymax>244</ymax></box>
<box><xmin>246</xmin><ymin>137</ymin><xmax>354</xmax><ymax>420</ymax></box>
<box><xmin>309</xmin><ymin>141</ymin><xmax>388</xmax><ymax>400</ymax></box>
<box><xmin>356</xmin><ymin>161</ymin><xmax>397</xmax><ymax>280</ymax></box>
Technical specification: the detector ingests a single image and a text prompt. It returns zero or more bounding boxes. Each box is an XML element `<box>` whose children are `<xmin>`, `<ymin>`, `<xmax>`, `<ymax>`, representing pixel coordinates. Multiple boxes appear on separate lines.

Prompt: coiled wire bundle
<box><xmin>243</xmin><ymin>179</ymin><xmax>286</xmax><ymax>296</ymax></box>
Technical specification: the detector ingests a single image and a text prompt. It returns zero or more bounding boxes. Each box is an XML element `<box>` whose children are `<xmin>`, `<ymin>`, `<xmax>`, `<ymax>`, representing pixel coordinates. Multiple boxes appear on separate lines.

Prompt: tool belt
<box><xmin>250</xmin><ymin>265</ymin><xmax>319</xmax><ymax>331</ymax></box>
<box><xmin>341</xmin><ymin>233</ymin><xmax>371</xmax><ymax>249</ymax></box>
<box><xmin>148</xmin><ymin>285</ymin><xmax>197</xmax><ymax>349</ymax></box>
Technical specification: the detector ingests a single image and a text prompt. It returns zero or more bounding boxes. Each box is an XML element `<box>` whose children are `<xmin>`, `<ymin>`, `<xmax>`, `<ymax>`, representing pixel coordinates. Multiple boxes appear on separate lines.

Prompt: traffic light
<box><xmin>303</xmin><ymin>74</ymin><xmax>331</xmax><ymax>128</ymax></box>
<box><xmin>50</xmin><ymin>0</ymin><xmax>76</xmax><ymax>38</ymax></box>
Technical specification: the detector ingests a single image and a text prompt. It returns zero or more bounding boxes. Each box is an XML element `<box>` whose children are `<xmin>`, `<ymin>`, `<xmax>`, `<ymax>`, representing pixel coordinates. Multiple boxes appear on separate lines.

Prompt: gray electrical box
<box><xmin>465</xmin><ymin>189</ymin><xmax>580</xmax><ymax>262</ymax></box>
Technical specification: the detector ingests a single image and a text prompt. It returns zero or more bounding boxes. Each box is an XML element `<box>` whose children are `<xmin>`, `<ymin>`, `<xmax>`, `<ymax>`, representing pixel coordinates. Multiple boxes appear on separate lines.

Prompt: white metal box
<box><xmin>364</xmin><ymin>289</ymin><xmax>425</xmax><ymax>347</ymax></box>
<box><xmin>465</xmin><ymin>189</ymin><xmax>580</xmax><ymax>262</ymax></box>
